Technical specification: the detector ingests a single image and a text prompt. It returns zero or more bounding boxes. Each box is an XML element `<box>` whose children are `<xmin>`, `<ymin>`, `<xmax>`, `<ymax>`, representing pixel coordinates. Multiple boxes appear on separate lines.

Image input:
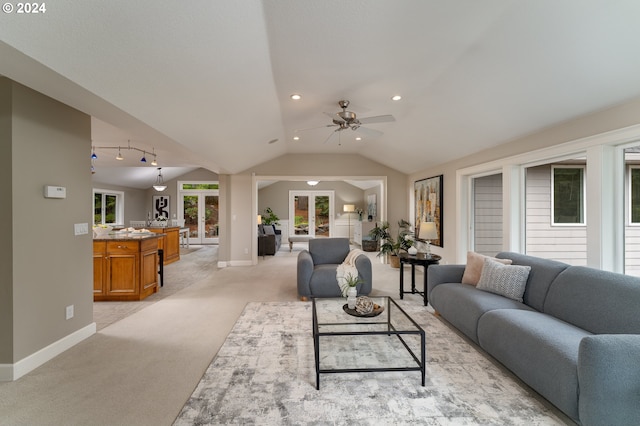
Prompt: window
<box><xmin>93</xmin><ymin>189</ymin><xmax>124</xmax><ymax>225</ymax></box>
<box><xmin>551</xmin><ymin>166</ymin><xmax>585</xmax><ymax>225</ymax></box>
<box><xmin>630</xmin><ymin>166</ymin><xmax>640</xmax><ymax>224</ymax></box>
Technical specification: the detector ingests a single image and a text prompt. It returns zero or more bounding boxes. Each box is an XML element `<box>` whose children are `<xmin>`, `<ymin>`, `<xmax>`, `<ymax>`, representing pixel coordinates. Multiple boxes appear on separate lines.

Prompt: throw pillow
<box><xmin>461</xmin><ymin>251</ymin><xmax>513</xmax><ymax>285</ymax></box>
<box><xmin>476</xmin><ymin>257</ymin><xmax>531</xmax><ymax>302</ymax></box>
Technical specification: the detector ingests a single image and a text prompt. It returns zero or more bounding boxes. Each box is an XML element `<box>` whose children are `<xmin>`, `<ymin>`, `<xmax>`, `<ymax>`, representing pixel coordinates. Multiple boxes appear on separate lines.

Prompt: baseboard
<box><xmin>0</xmin><ymin>322</ymin><xmax>96</xmax><ymax>381</ymax></box>
<box><xmin>217</xmin><ymin>261</ymin><xmax>228</xmax><ymax>268</ymax></box>
<box><xmin>228</xmin><ymin>260</ymin><xmax>253</xmax><ymax>267</ymax></box>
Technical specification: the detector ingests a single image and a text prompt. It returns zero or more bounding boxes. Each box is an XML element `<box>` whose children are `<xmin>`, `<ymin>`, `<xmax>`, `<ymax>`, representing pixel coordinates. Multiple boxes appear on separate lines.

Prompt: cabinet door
<box><xmin>106</xmin><ymin>254</ymin><xmax>139</xmax><ymax>295</ymax></box>
<box><xmin>164</xmin><ymin>229</ymin><xmax>180</xmax><ymax>261</ymax></box>
<box><xmin>93</xmin><ymin>252</ymin><xmax>106</xmax><ymax>296</ymax></box>
<box><xmin>140</xmin><ymin>250</ymin><xmax>158</xmax><ymax>294</ymax></box>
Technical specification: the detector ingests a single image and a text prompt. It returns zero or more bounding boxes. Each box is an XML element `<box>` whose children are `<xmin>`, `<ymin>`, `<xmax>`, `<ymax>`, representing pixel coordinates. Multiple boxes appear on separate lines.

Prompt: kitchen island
<box><xmin>147</xmin><ymin>226</ymin><xmax>181</xmax><ymax>264</ymax></box>
<box><xmin>93</xmin><ymin>233</ymin><xmax>160</xmax><ymax>301</ymax></box>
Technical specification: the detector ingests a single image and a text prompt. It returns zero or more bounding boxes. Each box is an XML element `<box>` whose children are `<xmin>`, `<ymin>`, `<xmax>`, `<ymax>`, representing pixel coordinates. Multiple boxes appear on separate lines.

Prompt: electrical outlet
<box><xmin>65</xmin><ymin>305</ymin><xmax>74</xmax><ymax>320</ymax></box>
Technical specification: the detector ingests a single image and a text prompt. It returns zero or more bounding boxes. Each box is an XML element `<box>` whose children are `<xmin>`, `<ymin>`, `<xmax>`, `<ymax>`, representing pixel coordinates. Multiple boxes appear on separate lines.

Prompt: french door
<box><xmin>180</xmin><ymin>185</ymin><xmax>219</xmax><ymax>244</ymax></box>
<box><xmin>289</xmin><ymin>191</ymin><xmax>334</xmax><ymax>238</ymax></box>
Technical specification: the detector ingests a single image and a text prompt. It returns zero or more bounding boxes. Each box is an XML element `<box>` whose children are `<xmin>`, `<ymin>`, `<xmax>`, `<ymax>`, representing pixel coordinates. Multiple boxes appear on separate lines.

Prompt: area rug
<box><xmin>174</xmin><ymin>301</ymin><xmax>568</xmax><ymax>425</ymax></box>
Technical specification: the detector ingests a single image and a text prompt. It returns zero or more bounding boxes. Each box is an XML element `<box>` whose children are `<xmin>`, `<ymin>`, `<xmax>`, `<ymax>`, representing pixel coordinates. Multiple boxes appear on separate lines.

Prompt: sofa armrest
<box><xmin>297</xmin><ymin>250</ymin><xmax>314</xmax><ymax>298</ymax></box>
<box><xmin>355</xmin><ymin>254</ymin><xmax>373</xmax><ymax>295</ymax></box>
<box><xmin>578</xmin><ymin>334</ymin><xmax>640</xmax><ymax>425</ymax></box>
<box><xmin>426</xmin><ymin>264</ymin><xmax>465</xmax><ymax>301</ymax></box>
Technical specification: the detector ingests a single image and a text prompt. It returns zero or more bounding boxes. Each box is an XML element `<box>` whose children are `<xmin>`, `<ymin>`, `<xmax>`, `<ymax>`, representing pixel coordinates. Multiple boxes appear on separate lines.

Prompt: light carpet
<box><xmin>174</xmin><ymin>301</ymin><xmax>568</xmax><ymax>425</ymax></box>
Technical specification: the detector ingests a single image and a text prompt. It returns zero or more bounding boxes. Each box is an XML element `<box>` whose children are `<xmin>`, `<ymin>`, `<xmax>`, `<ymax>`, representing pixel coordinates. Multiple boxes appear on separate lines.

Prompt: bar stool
<box><xmin>158</xmin><ymin>249</ymin><xmax>164</xmax><ymax>287</ymax></box>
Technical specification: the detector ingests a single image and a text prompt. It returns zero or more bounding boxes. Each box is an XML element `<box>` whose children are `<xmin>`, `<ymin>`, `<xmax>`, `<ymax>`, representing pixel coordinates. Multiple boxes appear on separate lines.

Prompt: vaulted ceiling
<box><xmin>2</xmin><ymin>1</ymin><xmax>640</xmax><ymax>188</ymax></box>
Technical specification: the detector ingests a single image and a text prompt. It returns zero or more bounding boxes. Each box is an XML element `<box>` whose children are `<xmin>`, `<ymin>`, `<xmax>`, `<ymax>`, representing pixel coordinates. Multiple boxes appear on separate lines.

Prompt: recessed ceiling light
<box><xmin>391</xmin><ymin>95</ymin><xmax>402</xmax><ymax>101</ymax></box>
<box><xmin>290</xmin><ymin>94</ymin><xmax>302</xmax><ymax>100</ymax></box>
<box><xmin>355</xmin><ymin>137</ymin><xmax>362</xmax><ymax>141</ymax></box>
<box><xmin>293</xmin><ymin>136</ymin><xmax>300</xmax><ymax>141</ymax></box>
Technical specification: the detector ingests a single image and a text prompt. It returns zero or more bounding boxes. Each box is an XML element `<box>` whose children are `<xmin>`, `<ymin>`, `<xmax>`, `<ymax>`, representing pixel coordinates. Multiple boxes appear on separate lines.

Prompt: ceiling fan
<box><xmin>296</xmin><ymin>100</ymin><xmax>395</xmax><ymax>145</ymax></box>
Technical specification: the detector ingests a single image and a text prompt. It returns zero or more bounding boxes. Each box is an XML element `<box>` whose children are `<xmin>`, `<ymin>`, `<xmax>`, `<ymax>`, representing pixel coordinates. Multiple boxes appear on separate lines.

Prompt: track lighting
<box><xmin>90</xmin><ymin>142</ymin><xmax>160</xmax><ymax>170</ymax></box>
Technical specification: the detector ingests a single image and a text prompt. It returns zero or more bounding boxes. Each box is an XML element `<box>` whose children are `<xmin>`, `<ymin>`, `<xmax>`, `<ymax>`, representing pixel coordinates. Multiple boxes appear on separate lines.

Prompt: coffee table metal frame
<box><xmin>312</xmin><ymin>296</ymin><xmax>425</xmax><ymax>390</ymax></box>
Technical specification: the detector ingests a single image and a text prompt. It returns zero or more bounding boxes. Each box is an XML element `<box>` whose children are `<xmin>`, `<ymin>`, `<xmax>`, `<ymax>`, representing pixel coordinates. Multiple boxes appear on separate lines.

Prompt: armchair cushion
<box><xmin>297</xmin><ymin>238</ymin><xmax>372</xmax><ymax>298</ymax></box>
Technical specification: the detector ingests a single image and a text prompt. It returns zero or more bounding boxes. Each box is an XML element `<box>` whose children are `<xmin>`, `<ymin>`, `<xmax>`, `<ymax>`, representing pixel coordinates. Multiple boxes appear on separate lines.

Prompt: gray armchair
<box><xmin>297</xmin><ymin>238</ymin><xmax>372</xmax><ymax>299</ymax></box>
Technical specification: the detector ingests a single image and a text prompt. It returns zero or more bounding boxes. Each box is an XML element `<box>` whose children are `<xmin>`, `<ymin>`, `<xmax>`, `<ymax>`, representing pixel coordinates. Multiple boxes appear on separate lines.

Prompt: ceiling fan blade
<box><xmin>323</xmin><ymin>111</ymin><xmax>344</xmax><ymax>123</ymax></box>
<box><xmin>357</xmin><ymin>114</ymin><xmax>395</xmax><ymax>125</ymax></box>
<box><xmin>294</xmin><ymin>124</ymin><xmax>337</xmax><ymax>133</ymax></box>
<box><xmin>354</xmin><ymin>126</ymin><xmax>383</xmax><ymax>138</ymax></box>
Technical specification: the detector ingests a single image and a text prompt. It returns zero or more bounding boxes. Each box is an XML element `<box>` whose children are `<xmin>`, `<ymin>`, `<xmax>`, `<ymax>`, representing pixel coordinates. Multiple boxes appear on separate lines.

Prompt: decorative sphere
<box><xmin>355</xmin><ymin>296</ymin><xmax>374</xmax><ymax>314</ymax></box>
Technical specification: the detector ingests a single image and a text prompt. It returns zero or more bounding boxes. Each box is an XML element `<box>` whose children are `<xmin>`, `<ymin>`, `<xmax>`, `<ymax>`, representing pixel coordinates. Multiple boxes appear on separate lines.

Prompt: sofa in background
<box><xmin>258</xmin><ymin>224</ymin><xmax>281</xmax><ymax>255</ymax></box>
<box><xmin>427</xmin><ymin>251</ymin><xmax>640</xmax><ymax>426</ymax></box>
<box><xmin>297</xmin><ymin>238</ymin><xmax>372</xmax><ymax>299</ymax></box>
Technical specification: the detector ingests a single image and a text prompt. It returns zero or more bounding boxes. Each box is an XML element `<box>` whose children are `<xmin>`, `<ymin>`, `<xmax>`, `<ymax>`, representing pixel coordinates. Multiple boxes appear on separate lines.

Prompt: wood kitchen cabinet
<box><xmin>148</xmin><ymin>226</ymin><xmax>181</xmax><ymax>265</ymax></box>
<box><xmin>93</xmin><ymin>235</ymin><xmax>159</xmax><ymax>301</ymax></box>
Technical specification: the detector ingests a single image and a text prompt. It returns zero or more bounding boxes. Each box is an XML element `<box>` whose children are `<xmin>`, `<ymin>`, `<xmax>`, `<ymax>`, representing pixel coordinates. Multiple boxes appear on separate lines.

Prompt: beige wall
<box><xmin>92</xmin><ymin>167</ymin><xmax>219</xmax><ymax>226</ymax></box>
<box><xmin>223</xmin><ymin>153</ymin><xmax>407</xmax><ymax>264</ymax></box>
<box><xmin>0</xmin><ymin>79</ymin><xmax>13</xmax><ymax>362</ymax></box>
<box><xmin>2</xmin><ymin>79</ymin><xmax>93</xmax><ymax>364</ymax></box>
<box><xmin>409</xmin><ymin>96</ymin><xmax>640</xmax><ymax>263</ymax></box>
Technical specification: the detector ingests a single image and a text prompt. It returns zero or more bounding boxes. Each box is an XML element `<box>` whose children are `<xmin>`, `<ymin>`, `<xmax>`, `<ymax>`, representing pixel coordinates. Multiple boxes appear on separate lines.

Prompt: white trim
<box><xmin>92</xmin><ymin>188</ymin><xmax>124</xmax><ymax>226</ymax></box>
<box><xmin>457</xmin><ymin>124</ymin><xmax>640</xmax><ymax>270</ymax></box>
<box><xmin>0</xmin><ymin>323</ymin><xmax>96</xmax><ymax>381</ymax></box>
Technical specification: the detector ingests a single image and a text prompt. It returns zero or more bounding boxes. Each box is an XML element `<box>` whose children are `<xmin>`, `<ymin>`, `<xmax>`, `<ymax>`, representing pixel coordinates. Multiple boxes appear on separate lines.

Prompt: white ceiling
<box><xmin>2</xmin><ymin>1</ymin><xmax>640</xmax><ymax>188</ymax></box>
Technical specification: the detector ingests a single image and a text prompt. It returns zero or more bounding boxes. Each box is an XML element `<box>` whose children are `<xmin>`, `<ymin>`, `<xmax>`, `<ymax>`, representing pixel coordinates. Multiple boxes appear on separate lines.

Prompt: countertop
<box><xmin>93</xmin><ymin>232</ymin><xmax>162</xmax><ymax>241</ymax></box>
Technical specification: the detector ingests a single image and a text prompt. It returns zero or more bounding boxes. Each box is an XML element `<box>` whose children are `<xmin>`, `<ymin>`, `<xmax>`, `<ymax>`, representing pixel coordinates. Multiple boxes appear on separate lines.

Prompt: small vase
<box><xmin>347</xmin><ymin>287</ymin><xmax>357</xmax><ymax>309</ymax></box>
<box><xmin>408</xmin><ymin>246</ymin><xmax>418</xmax><ymax>255</ymax></box>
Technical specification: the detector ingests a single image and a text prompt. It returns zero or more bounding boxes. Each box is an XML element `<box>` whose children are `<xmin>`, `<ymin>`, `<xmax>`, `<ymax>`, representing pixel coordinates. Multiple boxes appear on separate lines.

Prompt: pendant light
<box><xmin>153</xmin><ymin>167</ymin><xmax>167</xmax><ymax>191</ymax></box>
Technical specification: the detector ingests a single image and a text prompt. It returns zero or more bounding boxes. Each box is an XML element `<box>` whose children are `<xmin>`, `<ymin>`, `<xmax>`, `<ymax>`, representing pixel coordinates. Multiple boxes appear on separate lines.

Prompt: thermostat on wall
<box><xmin>44</xmin><ymin>185</ymin><xmax>66</xmax><ymax>199</ymax></box>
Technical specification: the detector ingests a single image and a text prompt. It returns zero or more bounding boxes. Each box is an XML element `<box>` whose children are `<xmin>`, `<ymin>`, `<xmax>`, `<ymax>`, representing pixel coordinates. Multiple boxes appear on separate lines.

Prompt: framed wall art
<box><xmin>414</xmin><ymin>175</ymin><xmax>443</xmax><ymax>247</ymax></box>
<box><xmin>153</xmin><ymin>195</ymin><xmax>170</xmax><ymax>220</ymax></box>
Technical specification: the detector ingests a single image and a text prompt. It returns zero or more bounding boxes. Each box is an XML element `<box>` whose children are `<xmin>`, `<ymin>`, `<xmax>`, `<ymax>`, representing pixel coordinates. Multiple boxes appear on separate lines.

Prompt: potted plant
<box><xmin>339</xmin><ymin>272</ymin><xmax>362</xmax><ymax>309</ymax></box>
<box><xmin>368</xmin><ymin>219</ymin><xmax>414</xmax><ymax>268</ymax></box>
<box><xmin>262</xmin><ymin>207</ymin><xmax>280</xmax><ymax>226</ymax></box>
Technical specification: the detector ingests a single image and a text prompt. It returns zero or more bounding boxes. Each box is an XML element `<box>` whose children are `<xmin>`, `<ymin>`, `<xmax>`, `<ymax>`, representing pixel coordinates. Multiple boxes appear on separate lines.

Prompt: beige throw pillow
<box><xmin>461</xmin><ymin>251</ymin><xmax>512</xmax><ymax>285</ymax></box>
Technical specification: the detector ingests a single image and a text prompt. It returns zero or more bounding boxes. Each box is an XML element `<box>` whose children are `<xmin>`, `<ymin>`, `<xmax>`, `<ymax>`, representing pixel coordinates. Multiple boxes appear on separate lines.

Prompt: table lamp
<box><xmin>418</xmin><ymin>221</ymin><xmax>437</xmax><ymax>256</ymax></box>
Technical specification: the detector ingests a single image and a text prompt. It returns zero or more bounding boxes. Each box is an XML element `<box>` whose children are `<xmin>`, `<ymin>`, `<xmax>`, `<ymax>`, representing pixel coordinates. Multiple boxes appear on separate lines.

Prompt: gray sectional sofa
<box><xmin>427</xmin><ymin>252</ymin><xmax>640</xmax><ymax>426</ymax></box>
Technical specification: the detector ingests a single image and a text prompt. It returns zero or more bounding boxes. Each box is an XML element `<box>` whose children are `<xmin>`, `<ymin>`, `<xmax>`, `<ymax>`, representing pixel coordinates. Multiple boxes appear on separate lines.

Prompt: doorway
<box><xmin>179</xmin><ymin>182</ymin><xmax>219</xmax><ymax>244</ymax></box>
<box><xmin>289</xmin><ymin>191</ymin><xmax>334</xmax><ymax>238</ymax></box>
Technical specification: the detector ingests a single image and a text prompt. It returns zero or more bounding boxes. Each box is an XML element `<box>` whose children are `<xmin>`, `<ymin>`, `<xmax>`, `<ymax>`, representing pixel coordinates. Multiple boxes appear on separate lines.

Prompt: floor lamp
<box><xmin>343</xmin><ymin>204</ymin><xmax>355</xmax><ymax>242</ymax></box>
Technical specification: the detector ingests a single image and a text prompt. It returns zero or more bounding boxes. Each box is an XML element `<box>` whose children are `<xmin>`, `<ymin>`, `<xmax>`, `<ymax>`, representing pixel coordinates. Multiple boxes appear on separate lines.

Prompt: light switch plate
<box><xmin>74</xmin><ymin>223</ymin><xmax>89</xmax><ymax>235</ymax></box>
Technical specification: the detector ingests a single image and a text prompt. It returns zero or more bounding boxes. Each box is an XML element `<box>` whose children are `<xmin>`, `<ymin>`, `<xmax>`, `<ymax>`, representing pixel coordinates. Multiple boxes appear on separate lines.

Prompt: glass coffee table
<box><xmin>312</xmin><ymin>296</ymin><xmax>425</xmax><ymax>390</ymax></box>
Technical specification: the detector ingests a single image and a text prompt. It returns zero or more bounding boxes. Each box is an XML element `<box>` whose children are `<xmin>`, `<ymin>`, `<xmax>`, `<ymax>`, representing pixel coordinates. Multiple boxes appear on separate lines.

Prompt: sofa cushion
<box><xmin>496</xmin><ymin>252</ymin><xmax>569</xmax><ymax>312</ymax></box>
<box><xmin>544</xmin><ymin>266</ymin><xmax>640</xmax><ymax>334</ymax></box>
<box><xmin>461</xmin><ymin>251</ymin><xmax>512</xmax><ymax>285</ymax></box>
<box><xmin>477</xmin><ymin>309</ymin><xmax>590</xmax><ymax>422</ymax></box>
<box><xmin>263</xmin><ymin>225</ymin><xmax>275</xmax><ymax>235</ymax></box>
<box><xmin>476</xmin><ymin>258</ymin><xmax>530</xmax><ymax>302</ymax></box>
<box><xmin>430</xmin><ymin>283</ymin><xmax>534</xmax><ymax>344</ymax></box>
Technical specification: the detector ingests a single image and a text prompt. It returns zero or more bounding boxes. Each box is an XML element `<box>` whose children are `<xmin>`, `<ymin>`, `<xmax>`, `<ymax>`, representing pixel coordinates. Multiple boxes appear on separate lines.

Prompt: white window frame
<box><xmin>551</xmin><ymin>165</ymin><xmax>586</xmax><ymax>226</ymax></box>
<box><xmin>628</xmin><ymin>165</ymin><xmax>640</xmax><ymax>226</ymax></box>
<box><xmin>93</xmin><ymin>188</ymin><xmax>124</xmax><ymax>226</ymax></box>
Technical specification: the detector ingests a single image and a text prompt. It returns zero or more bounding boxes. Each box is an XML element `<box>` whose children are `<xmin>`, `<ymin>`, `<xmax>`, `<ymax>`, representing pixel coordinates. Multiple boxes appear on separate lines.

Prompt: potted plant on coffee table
<box><xmin>368</xmin><ymin>219</ymin><xmax>413</xmax><ymax>268</ymax></box>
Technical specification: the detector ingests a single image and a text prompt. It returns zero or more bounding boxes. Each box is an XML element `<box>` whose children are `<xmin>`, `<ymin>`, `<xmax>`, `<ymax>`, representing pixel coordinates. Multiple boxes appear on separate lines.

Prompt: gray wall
<box><xmin>1</xmin><ymin>79</ymin><xmax>93</xmax><ymax>363</ymax></box>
